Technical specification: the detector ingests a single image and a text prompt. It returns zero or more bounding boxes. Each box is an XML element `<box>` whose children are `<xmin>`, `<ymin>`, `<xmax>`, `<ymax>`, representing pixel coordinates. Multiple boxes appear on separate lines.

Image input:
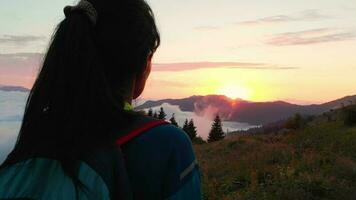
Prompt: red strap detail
<box><xmin>116</xmin><ymin>120</ymin><xmax>170</xmax><ymax>146</ymax></box>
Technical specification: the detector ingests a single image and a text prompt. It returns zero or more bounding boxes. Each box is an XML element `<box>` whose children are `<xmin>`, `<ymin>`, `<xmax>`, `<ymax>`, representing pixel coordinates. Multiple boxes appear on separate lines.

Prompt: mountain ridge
<box><xmin>136</xmin><ymin>94</ymin><xmax>356</xmax><ymax>125</ymax></box>
<box><xmin>0</xmin><ymin>85</ymin><xmax>30</xmax><ymax>92</ymax></box>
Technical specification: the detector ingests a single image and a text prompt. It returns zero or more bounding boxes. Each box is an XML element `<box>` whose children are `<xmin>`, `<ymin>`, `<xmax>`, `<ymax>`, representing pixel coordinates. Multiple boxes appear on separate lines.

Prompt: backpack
<box><xmin>0</xmin><ymin>119</ymin><xmax>169</xmax><ymax>200</ymax></box>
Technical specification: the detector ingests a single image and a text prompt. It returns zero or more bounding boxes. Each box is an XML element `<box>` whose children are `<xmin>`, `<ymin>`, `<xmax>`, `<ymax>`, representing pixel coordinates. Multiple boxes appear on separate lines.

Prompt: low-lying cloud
<box><xmin>0</xmin><ymin>91</ymin><xmax>27</xmax><ymax>163</ymax></box>
<box><xmin>267</xmin><ymin>28</ymin><xmax>356</xmax><ymax>46</ymax></box>
<box><xmin>143</xmin><ymin>103</ymin><xmax>255</xmax><ymax>139</ymax></box>
<box><xmin>0</xmin><ymin>92</ymin><xmax>255</xmax><ymax>163</ymax></box>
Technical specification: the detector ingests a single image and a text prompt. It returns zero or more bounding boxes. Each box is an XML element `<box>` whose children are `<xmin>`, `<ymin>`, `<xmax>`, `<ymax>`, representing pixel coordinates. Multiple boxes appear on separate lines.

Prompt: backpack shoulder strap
<box><xmin>115</xmin><ymin>119</ymin><xmax>170</xmax><ymax>146</ymax></box>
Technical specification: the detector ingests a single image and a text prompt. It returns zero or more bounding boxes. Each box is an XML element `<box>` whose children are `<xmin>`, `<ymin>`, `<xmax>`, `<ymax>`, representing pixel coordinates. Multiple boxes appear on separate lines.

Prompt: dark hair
<box><xmin>1</xmin><ymin>0</ymin><xmax>160</xmax><ymax>184</ymax></box>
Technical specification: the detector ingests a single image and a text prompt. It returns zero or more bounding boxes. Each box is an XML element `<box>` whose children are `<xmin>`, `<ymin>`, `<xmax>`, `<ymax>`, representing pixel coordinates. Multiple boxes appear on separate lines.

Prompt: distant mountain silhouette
<box><xmin>0</xmin><ymin>85</ymin><xmax>30</xmax><ymax>92</ymax></box>
<box><xmin>136</xmin><ymin>95</ymin><xmax>356</xmax><ymax>125</ymax></box>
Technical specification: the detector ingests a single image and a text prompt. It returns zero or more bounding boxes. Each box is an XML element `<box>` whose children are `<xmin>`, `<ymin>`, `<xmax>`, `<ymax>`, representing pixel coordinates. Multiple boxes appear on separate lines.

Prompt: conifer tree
<box><xmin>158</xmin><ymin>107</ymin><xmax>167</xmax><ymax>120</ymax></box>
<box><xmin>187</xmin><ymin>119</ymin><xmax>197</xmax><ymax>140</ymax></box>
<box><xmin>153</xmin><ymin>111</ymin><xmax>158</xmax><ymax>119</ymax></box>
<box><xmin>208</xmin><ymin>114</ymin><xmax>225</xmax><ymax>143</ymax></box>
<box><xmin>169</xmin><ymin>113</ymin><xmax>179</xmax><ymax>127</ymax></box>
<box><xmin>182</xmin><ymin>119</ymin><xmax>189</xmax><ymax>134</ymax></box>
<box><xmin>147</xmin><ymin>108</ymin><xmax>153</xmax><ymax>117</ymax></box>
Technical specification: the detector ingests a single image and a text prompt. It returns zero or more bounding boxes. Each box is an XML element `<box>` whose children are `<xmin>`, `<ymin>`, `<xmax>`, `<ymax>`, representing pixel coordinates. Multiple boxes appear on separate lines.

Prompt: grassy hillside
<box><xmin>194</xmin><ymin>121</ymin><xmax>356</xmax><ymax>199</ymax></box>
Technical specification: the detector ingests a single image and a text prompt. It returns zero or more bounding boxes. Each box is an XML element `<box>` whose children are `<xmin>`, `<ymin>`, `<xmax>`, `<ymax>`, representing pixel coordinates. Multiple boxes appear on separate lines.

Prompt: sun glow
<box><xmin>217</xmin><ymin>84</ymin><xmax>250</xmax><ymax>100</ymax></box>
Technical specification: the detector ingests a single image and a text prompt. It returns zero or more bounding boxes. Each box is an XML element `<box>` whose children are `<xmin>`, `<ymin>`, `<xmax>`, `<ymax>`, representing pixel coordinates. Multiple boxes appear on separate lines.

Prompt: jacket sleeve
<box><xmin>161</xmin><ymin>126</ymin><xmax>202</xmax><ymax>200</ymax></box>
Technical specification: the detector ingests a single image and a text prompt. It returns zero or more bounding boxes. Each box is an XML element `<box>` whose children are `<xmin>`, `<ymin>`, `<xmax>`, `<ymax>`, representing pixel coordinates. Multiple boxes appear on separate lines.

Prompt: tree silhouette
<box><xmin>169</xmin><ymin>113</ymin><xmax>179</xmax><ymax>127</ymax></box>
<box><xmin>187</xmin><ymin>119</ymin><xmax>197</xmax><ymax>140</ymax></box>
<box><xmin>147</xmin><ymin>108</ymin><xmax>153</xmax><ymax>117</ymax></box>
<box><xmin>153</xmin><ymin>111</ymin><xmax>158</xmax><ymax>119</ymax></box>
<box><xmin>285</xmin><ymin>113</ymin><xmax>302</xmax><ymax>130</ymax></box>
<box><xmin>208</xmin><ymin>114</ymin><xmax>225</xmax><ymax>143</ymax></box>
<box><xmin>158</xmin><ymin>107</ymin><xmax>167</xmax><ymax>120</ymax></box>
<box><xmin>182</xmin><ymin>118</ymin><xmax>198</xmax><ymax>141</ymax></box>
<box><xmin>182</xmin><ymin>119</ymin><xmax>189</xmax><ymax>133</ymax></box>
<box><xmin>344</xmin><ymin>105</ymin><xmax>356</xmax><ymax>126</ymax></box>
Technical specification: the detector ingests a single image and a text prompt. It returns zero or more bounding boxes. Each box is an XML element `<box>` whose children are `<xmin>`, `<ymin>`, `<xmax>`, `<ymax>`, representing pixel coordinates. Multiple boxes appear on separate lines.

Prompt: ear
<box><xmin>133</xmin><ymin>54</ymin><xmax>152</xmax><ymax>99</ymax></box>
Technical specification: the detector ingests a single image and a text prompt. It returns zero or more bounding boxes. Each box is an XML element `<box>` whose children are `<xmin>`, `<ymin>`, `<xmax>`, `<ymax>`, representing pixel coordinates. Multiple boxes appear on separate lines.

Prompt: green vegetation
<box><xmin>285</xmin><ymin>113</ymin><xmax>303</xmax><ymax>130</ymax></box>
<box><xmin>158</xmin><ymin>107</ymin><xmax>167</xmax><ymax>120</ymax></box>
<box><xmin>208</xmin><ymin>114</ymin><xmax>225</xmax><ymax>143</ymax></box>
<box><xmin>153</xmin><ymin>111</ymin><xmax>158</xmax><ymax>118</ymax></box>
<box><xmin>169</xmin><ymin>113</ymin><xmax>179</xmax><ymax>127</ymax></box>
<box><xmin>147</xmin><ymin>108</ymin><xmax>153</xmax><ymax>117</ymax></box>
<box><xmin>183</xmin><ymin>118</ymin><xmax>198</xmax><ymax>141</ymax></box>
<box><xmin>343</xmin><ymin>105</ymin><xmax>356</xmax><ymax>126</ymax></box>
<box><xmin>194</xmin><ymin>113</ymin><xmax>356</xmax><ymax>199</ymax></box>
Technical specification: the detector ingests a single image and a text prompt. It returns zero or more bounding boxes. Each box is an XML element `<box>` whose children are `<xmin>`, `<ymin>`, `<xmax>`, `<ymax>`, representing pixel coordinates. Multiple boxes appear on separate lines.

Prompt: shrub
<box><xmin>343</xmin><ymin>105</ymin><xmax>356</xmax><ymax>126</ymax></box>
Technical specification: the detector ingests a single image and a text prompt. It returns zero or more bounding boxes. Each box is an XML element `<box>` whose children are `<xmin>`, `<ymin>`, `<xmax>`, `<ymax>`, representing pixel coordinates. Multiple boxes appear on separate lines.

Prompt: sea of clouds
<box><xmin>0</xmin><ymin>91</ymin><xmax>27</xmax><ymax>163</ymax></box>
<box><xmin>0</xmin><ymin>91</ymin><xmax>255</xmax><ymax>163</ymax></box>
<box><xmin>145</xmin><ymin>103</ymin><xmax>254</xmax><ymax>139</ymax></box>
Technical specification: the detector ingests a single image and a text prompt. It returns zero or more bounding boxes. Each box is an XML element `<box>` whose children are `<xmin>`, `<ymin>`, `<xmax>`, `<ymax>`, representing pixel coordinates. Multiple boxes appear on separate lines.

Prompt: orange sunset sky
<box><xmin>0</xmin><ymin>0</ymin><xmax>356</xmax><ymax>104</ymax></box>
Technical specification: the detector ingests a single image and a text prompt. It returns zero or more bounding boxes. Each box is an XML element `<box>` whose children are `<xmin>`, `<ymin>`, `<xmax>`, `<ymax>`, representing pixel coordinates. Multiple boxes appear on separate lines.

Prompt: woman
<box><xmin>0</xmin><ymin>0</ymin><xmax>202</xmax><ymax>199</ymax></box>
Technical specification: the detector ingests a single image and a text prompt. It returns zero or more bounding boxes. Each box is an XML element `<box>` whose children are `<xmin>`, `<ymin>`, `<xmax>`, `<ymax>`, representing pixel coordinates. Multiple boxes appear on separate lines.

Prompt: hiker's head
<box><xmin>2</xmin><ymin>0</ymin><xmax>159</xmax><ymax>168</ymax></box>
<box><xmin>60</xmin><ymin>0</ymin><xmax>160</xmax><ymax>100</ymax></box>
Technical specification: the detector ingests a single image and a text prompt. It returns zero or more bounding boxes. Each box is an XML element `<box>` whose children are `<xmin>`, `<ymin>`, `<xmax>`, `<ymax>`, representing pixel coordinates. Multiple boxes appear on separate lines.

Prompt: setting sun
<box><xmin>216</xmin><ymin>84</ymin><xmax>250</xmax><ymax>100</ymax></box>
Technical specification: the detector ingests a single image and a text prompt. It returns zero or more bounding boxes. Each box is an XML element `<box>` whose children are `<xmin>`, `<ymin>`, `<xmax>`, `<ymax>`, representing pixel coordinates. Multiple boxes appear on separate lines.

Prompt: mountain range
<box><xmin>136</xmin><ymin>95</ymin><xmax>356</xmax><ymax>125</ymax></box>
<box><xmin>0</xmin><ymin>85</ymin><xmax>30</xmax><ymax>92</ymax></box>
<box><xmin>2</xmin><ymin>85</ymin><xmax>355</xmax><ymax>125</ymax></box>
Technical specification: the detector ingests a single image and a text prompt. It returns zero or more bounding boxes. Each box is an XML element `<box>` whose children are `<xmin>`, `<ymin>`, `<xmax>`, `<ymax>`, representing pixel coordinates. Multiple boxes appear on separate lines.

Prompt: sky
<box><xmin>0</xmin><ymin>0</ymin><xmax>356</xmax><ymax>104</ymax></box>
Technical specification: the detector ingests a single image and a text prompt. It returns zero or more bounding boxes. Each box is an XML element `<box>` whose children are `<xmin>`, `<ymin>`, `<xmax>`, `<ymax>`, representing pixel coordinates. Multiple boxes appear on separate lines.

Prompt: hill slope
<box><xmin>194</xmin><ymin>121</ymin><xmax>356</xmax><ymax>199</ymax></box>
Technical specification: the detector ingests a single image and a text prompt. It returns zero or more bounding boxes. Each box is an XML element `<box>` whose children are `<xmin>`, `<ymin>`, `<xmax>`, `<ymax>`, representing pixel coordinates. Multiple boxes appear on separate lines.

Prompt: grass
<box><xmin>194</xmin><ymin>121</ymin><xmax>356</xmax><ymax>200</ymax></box>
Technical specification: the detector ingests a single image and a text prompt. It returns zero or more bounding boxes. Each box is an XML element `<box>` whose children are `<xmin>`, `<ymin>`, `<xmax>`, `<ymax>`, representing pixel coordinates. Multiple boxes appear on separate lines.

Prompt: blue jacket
<box><xmin>121</xmin><ymin>121</ymin><xmax>202</xmax><ymax>199</ymax></box>
<box><xmin>0</xmin><ymin>117</ymin><xmax>202</xmax><ymax>200</ymax></box>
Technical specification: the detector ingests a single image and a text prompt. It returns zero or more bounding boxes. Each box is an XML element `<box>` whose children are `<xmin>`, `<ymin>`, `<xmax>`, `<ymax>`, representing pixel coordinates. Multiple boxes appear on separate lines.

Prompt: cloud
<box><xmin>267</xmin><ymin>28</ymin><xmax>356</xmax><ymax>46</ymax></box>
<box><xmin>194</xmin><ymin>26</ymin><xmax>220</xmax><ymax>31</ymax></box>
<box><xmin>153</xmin><ymin>62</ymin><xmax>298</xmax><ymax>72</ymax></box>
<box><xmin>239</xmin><ymin>9</ymin><xmax>328</xmax><ymax>26</ymax></box>
<box><xmin>0</xmin><ymin>53</ymin><xmax>43</xmax><ymax>86</ymax></box>
<box><xmin>229</xmin><ymin>66</ymin><xmax>299</xmax><ymax>70</ymax></box>
<box><xmin>0</xmin><ymin>53</ymin><xmax>43</xmax><ymax>73</ymax></box>
<box><xmin>0</xmin><ymin>91</ymin><xmax>27</xmax><ymax>163</ymax></box>
<box><xmin>149</xmin><ymin>79</ymin><xmax>191</xmax><ymax>88</ymax></box>
<box><xmin>0</xmin><ymin>35</ymin><xmax>46</xmax><ymax>46</ymax></box>
<box><xmin>0</xmin><ymin>54</ymin><xmax>298</xmax><ymax>87</ymax></box>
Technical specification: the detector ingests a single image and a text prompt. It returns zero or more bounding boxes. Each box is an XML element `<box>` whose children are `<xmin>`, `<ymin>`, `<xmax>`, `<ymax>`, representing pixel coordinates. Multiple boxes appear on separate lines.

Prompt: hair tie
<box><xmin>64</xmin><ymin>0</ymin><xmax>98</xmax><ymax>26</ymax></box>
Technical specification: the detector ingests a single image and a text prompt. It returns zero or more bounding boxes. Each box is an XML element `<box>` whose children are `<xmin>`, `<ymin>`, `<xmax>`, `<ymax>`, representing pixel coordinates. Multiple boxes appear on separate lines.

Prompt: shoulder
<box><xmin>121</xmin><ymin>114</ymin><xmax>193</xmax><ymax>153</ymax></box>
<box><xmin>121</xmin><ymin>118</ymin><xmax>202</xmax><ymax>199</ymax></box>
<box><xmin>146</xmin><ymin>123</ymin><xmax>193</xmax><ymax>149</ymax></box>
<box><xmin>147</xmin><ymin>124</ymin><xmax>201</xmax><ymax>199</ymax></box>
<box><xmin>123</xmin><ymin>120</ymin><xmax>195</xmax><ymax>160</ymax></box>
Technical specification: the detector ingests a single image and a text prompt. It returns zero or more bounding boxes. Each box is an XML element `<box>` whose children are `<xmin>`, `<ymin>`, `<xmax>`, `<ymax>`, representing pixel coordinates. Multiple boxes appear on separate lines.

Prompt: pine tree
<box><xmin>147</xmin><ymin>108</ymin><xmax>153</xmax><ymax>117</ymax></box>
<box><xmin>208</xmin><ymin>114</ymin><xmax>225</xmax><ymax>143</ymax></box>
<box><xmin>169</xmin><ymin>113</ymin><xmax>179</xmax><ymax>127</ymax></box>
<box><xmin>158</xmin><ymin>107</ymin><xmax>167</xmax><ymax>120</ymax></box>
<box><xmin>153</xmin><ymin>111</ymin><xmax>158</xmax><ymax>119</ymax></box>
<box><xmin>187</xmin><ymin>119</ymin><xmax>197</xmax><ymax>140</ymax></box>
<box><xmin>182</xmin><ymin>119</ymin><xmax>189</xmax><ymax>134</ymax></box>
